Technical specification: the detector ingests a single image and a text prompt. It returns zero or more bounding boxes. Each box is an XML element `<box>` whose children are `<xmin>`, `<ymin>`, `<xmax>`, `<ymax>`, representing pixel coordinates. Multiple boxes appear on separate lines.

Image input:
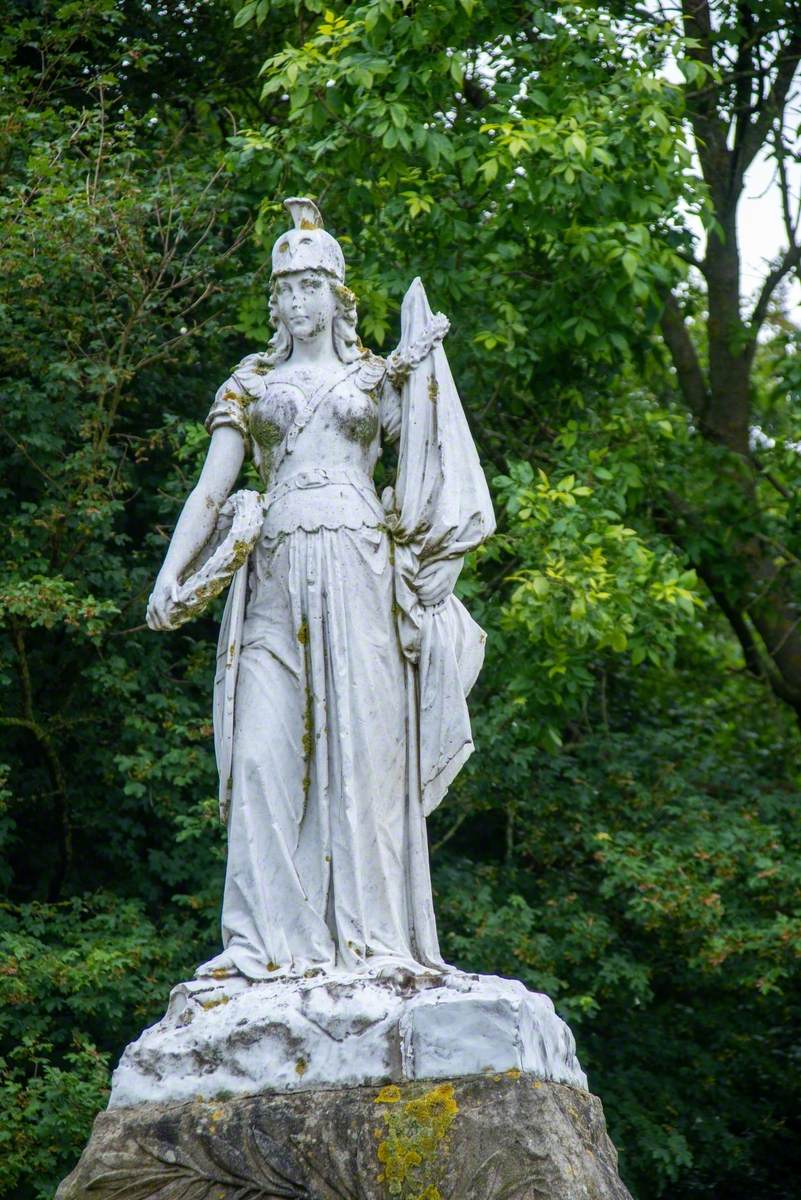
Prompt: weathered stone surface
<box><xmin>109</xmin><ymin>970</ymin><xmax>587</xmax><ymax>1109</ymax></box>
<box><xmin>57</xmin><ymin>1073</ymin><xmax>633</xmax><ymax>1200</ymax></box>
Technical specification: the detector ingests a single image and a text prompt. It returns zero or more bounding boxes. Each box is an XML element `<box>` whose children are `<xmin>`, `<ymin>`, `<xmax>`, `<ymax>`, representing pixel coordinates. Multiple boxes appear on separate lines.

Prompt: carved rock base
<box><xmin>57</xmin><ymin>1073</ymin><xmax>632</xmax><ymax>1200</ymax></box>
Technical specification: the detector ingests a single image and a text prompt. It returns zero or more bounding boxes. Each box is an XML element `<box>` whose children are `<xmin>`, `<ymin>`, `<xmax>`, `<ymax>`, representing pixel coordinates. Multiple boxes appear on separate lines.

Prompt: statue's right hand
<box><xmin>146</xmin><ymin>575</ymin><xmax>180</xmax><ymax>632</ymax></box>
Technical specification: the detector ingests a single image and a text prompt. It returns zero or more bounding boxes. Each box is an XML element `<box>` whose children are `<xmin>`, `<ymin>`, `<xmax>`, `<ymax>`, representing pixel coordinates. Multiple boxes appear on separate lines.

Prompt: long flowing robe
<box><xmin>201</xmin><ymin>280</ymin><xmax>494</xmax><ymax>980</ymax></box>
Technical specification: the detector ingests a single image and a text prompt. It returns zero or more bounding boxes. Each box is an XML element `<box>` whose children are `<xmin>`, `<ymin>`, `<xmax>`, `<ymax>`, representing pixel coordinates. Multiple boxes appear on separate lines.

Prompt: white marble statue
<box><xmin>146</xmin><ymin>197</ymin><xmax>495</xmax><ymax>983</ymax></box>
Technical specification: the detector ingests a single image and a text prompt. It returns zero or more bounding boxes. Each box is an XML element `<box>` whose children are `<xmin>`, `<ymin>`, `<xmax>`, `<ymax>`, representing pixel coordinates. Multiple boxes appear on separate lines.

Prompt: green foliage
<box><xmin>432</xmin><ymin>642</ymin><xmax>801</xmax><ymax>1195</ymax></box>
<box><xmin>0</xmin><ymin>3</ymin><xmax>259</xmax><ymax>1188</ymax></box>
<box><xmin>0</xmin><ymin>1037</ymin><xmax>110</xmax><ymax>1200</ymax></box>
<box><xmin>230</xmin><ymin>0</ymin><xmax>694</xmax><ymax>471</ymax></box>
<box><xmin>494</xmin><ymin>454</ymin><xmax>700</xmax><ymax>738</ymax></box>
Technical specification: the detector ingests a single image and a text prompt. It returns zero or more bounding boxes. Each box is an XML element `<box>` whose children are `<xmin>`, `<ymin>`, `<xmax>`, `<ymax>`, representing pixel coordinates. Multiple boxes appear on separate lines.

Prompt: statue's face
<box><xmin>273</xmin><ymin>269</ymin><xmax>336</xmax><ymax>341</ymax></box>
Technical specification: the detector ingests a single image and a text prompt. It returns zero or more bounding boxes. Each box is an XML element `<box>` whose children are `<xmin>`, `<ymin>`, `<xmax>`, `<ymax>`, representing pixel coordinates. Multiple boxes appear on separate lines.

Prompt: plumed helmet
<box><xmin>270</xmin><ymin>197</ymin><xmax>346</xmax><ymax>282</ymax></box>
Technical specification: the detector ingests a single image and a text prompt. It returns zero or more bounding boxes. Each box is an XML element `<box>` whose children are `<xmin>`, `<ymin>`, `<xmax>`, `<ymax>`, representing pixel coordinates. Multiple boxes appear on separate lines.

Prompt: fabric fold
<box><xmin>383</xmin><ymin>277</ymin><xmax>495</xmax><ymax>815</ymax></box>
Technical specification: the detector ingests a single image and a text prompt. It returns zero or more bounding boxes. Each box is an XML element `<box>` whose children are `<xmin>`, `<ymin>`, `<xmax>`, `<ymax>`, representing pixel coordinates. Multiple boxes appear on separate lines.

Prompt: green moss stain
<box><xmin>172</xmin><ymin>537</ymin><xmax>255</xmax><ymax>629</ymax></box>
<box><xmin>300</xmin><ymin>639</ymin><xmax>313</xmax><ymax>819</ymax></box>
<box><xmin>374</xmin><ymin>1082</ymin><xmax>458</xmax><ymax>1198</ymax></box>
<box><xmin>427</xmin><ymin>374</ymin><xmax>439</xmax><ymax>405</ymax></box>
<box><xmin>302</xmin><ymin>684</ymin><xmax>313</xmax><ymax>759</ymax></box>
<box><xmin>333</xmin><ymin>281</ymin><xmax>358</xmax><ymax>308</ymax></box>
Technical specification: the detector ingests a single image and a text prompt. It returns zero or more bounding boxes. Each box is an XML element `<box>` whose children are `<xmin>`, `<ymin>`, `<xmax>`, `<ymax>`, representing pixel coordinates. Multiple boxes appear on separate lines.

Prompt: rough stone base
<box><xmin>57</xmin><ymin>1073</ymin><xmax>632</xmax><ymax>1200</ymax></box>
<box><xmin>109</xmin><ymin>969</ymin><xmax>587</xmax><ymax>1108</ymax></box>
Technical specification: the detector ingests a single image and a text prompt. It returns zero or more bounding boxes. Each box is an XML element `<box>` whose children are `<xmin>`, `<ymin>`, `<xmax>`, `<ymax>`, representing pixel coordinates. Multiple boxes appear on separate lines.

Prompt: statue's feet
<box><xmin>194</xmin><ymin>950</ymin><xmax>240</xmax><ymax>980</ymax></box>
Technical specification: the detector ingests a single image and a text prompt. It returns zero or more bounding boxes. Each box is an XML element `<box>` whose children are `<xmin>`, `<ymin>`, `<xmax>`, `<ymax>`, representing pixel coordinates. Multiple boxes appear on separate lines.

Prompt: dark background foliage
<box><xmin>1</xmin><ymin>1</ymin><xmax>801</xmax><ymax>1197</ymax></box>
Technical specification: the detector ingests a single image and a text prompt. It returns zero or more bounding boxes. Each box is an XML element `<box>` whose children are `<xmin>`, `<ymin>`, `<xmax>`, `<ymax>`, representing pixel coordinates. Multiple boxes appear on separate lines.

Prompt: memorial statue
<box><xmin>145</xmin><ymin>197</ymin><xmax>496</xmax><ymax>983</ymax></box>
<box><xmin>60</xmin><ymin>201</ymin><xmax>622</xmax><ymax>1200</ymax></box>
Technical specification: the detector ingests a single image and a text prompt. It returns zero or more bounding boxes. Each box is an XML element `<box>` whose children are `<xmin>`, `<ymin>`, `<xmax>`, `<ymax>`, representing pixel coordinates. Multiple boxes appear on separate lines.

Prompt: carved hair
<box><xmin>265</xmin><ymin>271</ymin><xmax>361</xmax><ymax>365</ymax></box>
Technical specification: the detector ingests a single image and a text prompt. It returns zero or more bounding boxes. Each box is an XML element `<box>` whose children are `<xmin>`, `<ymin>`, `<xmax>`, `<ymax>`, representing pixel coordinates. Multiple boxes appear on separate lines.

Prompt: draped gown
<box><xmin>197</xmin><ymin>280</ymin><xmax>494</xmax><ymax>981</ymax></box>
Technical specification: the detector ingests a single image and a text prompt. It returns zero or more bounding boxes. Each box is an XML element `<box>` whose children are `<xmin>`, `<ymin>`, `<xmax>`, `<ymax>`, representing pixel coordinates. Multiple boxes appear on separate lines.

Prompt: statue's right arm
<box><xmin>146</xmin><ymin>426</ymin><xmax>245</xmax><ymax>630</ymax></box>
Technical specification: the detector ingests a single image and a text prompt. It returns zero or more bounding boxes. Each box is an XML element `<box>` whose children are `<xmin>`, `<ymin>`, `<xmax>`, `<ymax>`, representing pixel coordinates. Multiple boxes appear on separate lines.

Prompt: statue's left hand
<box><xmin>146</xmin><ymin>574</ymin><xmax>180</xmax><ymax>631</ymax></box>
<box><xmin>415</xmin><ymin>558</ymin><xmax>462</xmax><ymax>607</ymax></box>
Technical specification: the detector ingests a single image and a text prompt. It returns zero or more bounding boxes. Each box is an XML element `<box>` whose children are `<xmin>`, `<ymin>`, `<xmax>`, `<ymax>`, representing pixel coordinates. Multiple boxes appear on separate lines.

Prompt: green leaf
<box><xmin>233</xmin><ymin>1</ymin><xmax>257</xmax><ymax>28</ymax></box>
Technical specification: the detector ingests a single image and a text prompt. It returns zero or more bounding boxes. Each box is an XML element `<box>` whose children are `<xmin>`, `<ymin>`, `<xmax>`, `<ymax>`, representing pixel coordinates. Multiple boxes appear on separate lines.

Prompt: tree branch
<box><xmin>702</xmin><ymin>578</ymin><xmax>770</xmax><ymax>683</ymax></box>
<box><xmin>659</xmin><ymin>292</ymin><xmax>709</xmax><ymax>420</ymax></box>
<box><xmin>681</xmin><ymin>0</ymin><xmax>732</xmax><ymax>194</ymax></box>
<box><xmin>731</xmin><ymin>2</ymin><xmax>759</xmax><ymax>156</ymax></box>
<box><xmin>749</xmin><ymin>241</ymin><xmax>801</xmax><ymax>335</ymax></box>
<box><xmin>735</xmin><ymin>30</ymin><xmax>801</xmax><ymax>183</ymax></box>
<box><xmin>775</xmin><ymin>124</ymin><xmax>800</xmax><ymax>245</ymax></box>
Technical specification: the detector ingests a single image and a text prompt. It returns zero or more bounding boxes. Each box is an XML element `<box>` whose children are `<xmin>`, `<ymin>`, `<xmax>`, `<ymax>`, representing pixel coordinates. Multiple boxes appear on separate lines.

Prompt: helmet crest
<box><xmin>271</xmin><ymin>196</ymin><xmax>345</xmax><ymax>282</ymax></box>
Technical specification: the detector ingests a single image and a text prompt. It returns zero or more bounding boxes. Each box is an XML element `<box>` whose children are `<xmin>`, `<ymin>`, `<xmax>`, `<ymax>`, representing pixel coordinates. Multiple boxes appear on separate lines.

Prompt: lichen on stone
<box><xmin>302</xmin><ymin>686</ymin><xmax>313</xmax><ymax>759</ymax></box>
<box><xmin>333</xmin><ymin>281</ymin><xmax>358</xmax><ymax>308</ymax></box>
<box><xmin>223</xmin><ymin>388</ymin><xmax>249</xmax><ymax>409</ymax></box>
<box><xmin>427</xmin><ymin>375</ymin><xmax>439</xmax><ymax>405</ymax></box>
<box><xmin>374</xmin><ymin>1082</ymin><xmax>458</xmax><ymax>1199</ymax></box>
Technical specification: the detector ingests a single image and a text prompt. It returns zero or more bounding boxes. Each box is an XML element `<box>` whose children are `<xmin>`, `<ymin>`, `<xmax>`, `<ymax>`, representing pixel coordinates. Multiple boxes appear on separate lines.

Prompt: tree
<box><xmin>234</xmin><ymin>0</ymin><xmax>801</xmax><ymax>725</ymax></box>
<box><xmin>647</xmin><ymin>1</ymin><xmax>801</xmax><ymax>721</ymax></box>
<box><xmin>0</xmin><ymin>3</ymin><xmax>267</xmax><ymax>1192</ymax></box>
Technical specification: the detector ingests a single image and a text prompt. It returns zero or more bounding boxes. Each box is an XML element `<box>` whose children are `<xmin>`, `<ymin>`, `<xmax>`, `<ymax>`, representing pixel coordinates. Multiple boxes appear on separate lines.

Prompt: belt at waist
<box><xmin>261</xmin><ymin>466</ymin><xmax>385</xmax><ymax>538</ymax></box>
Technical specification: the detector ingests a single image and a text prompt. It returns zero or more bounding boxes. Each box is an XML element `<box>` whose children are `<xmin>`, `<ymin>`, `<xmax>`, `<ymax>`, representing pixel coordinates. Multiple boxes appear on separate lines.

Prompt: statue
<box><xmin>59</xmin><ymin>200</ymin><xmax>624</xmax><ymax>1200</ymax></box>
<box><xmin>146</xmin><ymin>197</ymin><xmax>496</xmax><ymax>983</ymax></box>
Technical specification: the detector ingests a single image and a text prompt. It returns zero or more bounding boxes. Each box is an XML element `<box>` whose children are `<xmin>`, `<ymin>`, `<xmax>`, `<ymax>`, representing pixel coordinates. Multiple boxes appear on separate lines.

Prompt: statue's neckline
<box><xmin>268</xmin><ymin>362</ymin><xmax>346</xmax><ymax>402</ymax></box>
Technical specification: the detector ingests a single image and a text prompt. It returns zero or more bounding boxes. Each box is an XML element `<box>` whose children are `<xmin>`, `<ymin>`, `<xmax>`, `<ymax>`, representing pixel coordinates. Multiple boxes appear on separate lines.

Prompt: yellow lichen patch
<box><xmin>297</xmin><ymin>619</ymin><xmax>309</xmax><ymax>646</ymax></box>
<box><xmin>333</xmin><ymin>281</ymin><xmax>358</xmax><ymax>308</ymax></box>
<box><xmin>427</xmin><ymin>375</ymin><xmax>439</xmax><ymax>405</ymax></box>
<box><xmin>295</xmin><ymin>1057</ymin><xmax>307</xmax><ymax>1077</ymax></box>
<box><xmin>506</xmin><ymin>1068</ymin><xmax>522</xmax><ymax>1081</ymax></box>
<box><xmin>199</xmin><ymin>995</ymin><xmax>230</xmax><ymax>1010</ymax></box>
<box><xmin>211</xmin><ymin>968</ymin><xmax>231</xmax><ymax>981</ymax></box>
<box><xmin>374</xmin><ymin>1083</ymin><xmax>458</xmax><ymax>1198</ymax></box>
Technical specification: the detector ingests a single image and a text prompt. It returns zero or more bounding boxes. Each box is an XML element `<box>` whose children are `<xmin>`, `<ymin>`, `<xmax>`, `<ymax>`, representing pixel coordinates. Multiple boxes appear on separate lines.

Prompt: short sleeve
<box><xmin>205</xmin><ymin>378</ymin><xmax>250</xmax><ymax>453</ymax></box>
<box><xmin>379</xmin><ymin>374</ymin><xmax>402</xmax><ymax>444</ymax></box>
<box><xmin>204</xmin><ymin>352</ymin><xmax>271</xmax><ymax>457</ymax></box>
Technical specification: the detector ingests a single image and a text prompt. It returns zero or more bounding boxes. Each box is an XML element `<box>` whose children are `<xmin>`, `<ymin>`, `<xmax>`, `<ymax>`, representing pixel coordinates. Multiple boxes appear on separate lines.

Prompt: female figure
<box><xmin>147</xmin><ymin>199</ymin><xmax>494</xmax><ymax>981</ymax></box>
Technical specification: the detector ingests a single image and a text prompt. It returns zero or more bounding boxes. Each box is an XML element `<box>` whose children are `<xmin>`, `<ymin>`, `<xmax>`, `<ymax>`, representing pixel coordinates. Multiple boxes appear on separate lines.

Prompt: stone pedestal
<box><xmin>58</xmin><ymin>1073</ymin><xmax>631</xmax><ymax>1200</ymax></box>
<box><xmin>58</xmin><ymin>971</ymin><xmax>632</xmax><ymax>1199</ymax></box>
